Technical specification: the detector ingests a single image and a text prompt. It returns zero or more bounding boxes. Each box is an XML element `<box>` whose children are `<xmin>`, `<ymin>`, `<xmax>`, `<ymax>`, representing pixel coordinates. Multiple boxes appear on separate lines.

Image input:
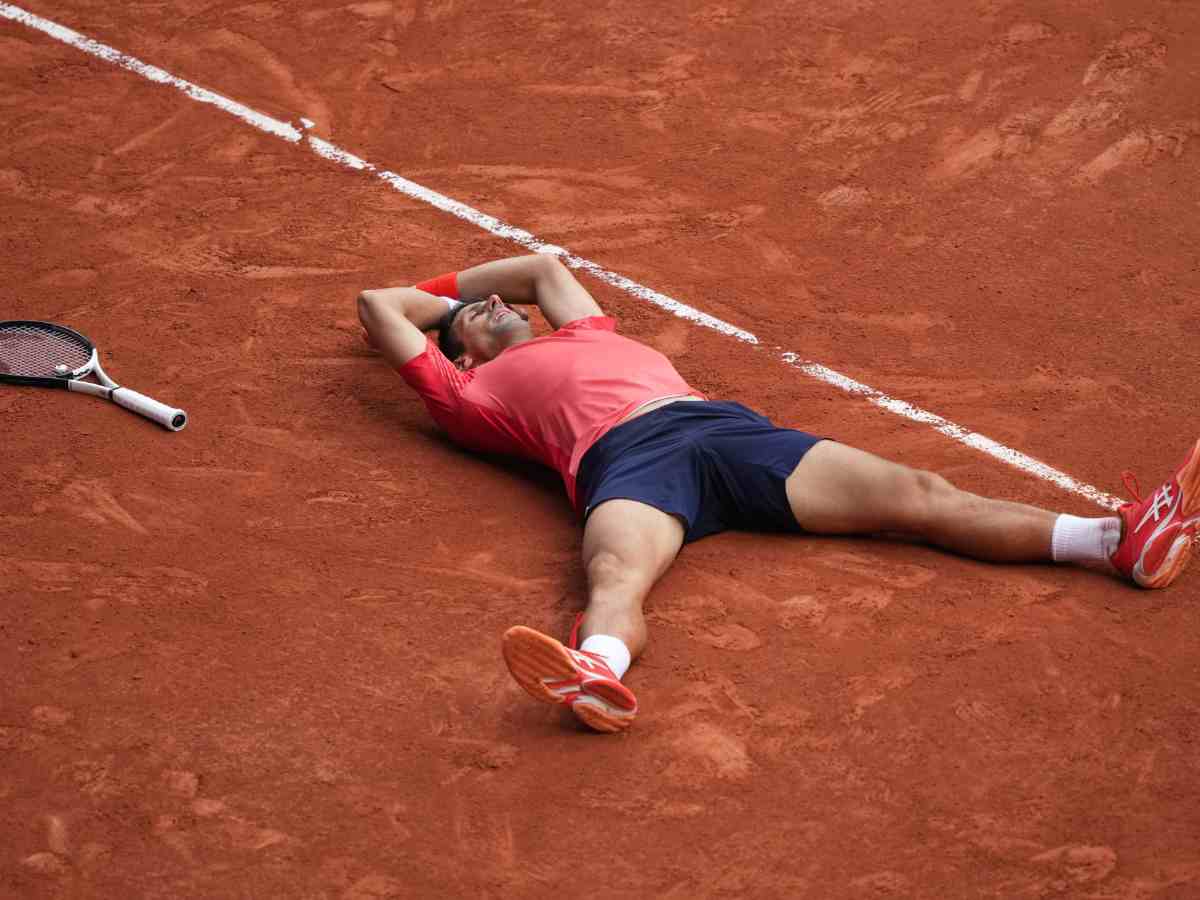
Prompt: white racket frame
<box><xmin>62</xmin><ymin>348</ymin><xmax>188</xmax><ymax>431</ymax></box>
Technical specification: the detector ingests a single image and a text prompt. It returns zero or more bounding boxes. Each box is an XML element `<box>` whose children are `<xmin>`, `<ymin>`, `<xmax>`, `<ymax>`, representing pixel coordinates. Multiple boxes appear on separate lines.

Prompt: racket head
<box><xmin>0</xmin><ymin>320</ymin><xmax>97</xmax><ymax>387</ymax></box>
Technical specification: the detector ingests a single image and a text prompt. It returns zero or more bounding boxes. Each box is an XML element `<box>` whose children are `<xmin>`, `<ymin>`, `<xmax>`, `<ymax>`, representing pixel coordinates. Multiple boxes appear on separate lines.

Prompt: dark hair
<box><xmin>436</xmin><ymin>297</ymin><xmax>483</xmax><ymax>362</ymax></box>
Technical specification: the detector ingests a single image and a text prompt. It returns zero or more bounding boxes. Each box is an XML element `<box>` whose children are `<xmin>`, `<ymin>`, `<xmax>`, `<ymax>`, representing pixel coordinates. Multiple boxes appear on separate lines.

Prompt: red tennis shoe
<box><xmin>502</xmin><ymin>625</ymin><xmax>637</xmax><ymax>733</ymax></box>
<box><xmin>1110</xmin><ymin>438</ymin><xmax>1200</xmax><ymax>589</ymax></box>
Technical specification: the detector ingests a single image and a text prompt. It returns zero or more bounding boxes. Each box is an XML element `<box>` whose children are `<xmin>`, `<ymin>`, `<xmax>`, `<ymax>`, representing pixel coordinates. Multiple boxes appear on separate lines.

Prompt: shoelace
<box><xmin>567</xmin><ymin>612</ymin><xmax>584</xmax><ymax>650</ymax></box>
<box><xmin>1121</xmin><ymin>470</ymin><xmax>1142</xmax><ymax>503</ymax></box>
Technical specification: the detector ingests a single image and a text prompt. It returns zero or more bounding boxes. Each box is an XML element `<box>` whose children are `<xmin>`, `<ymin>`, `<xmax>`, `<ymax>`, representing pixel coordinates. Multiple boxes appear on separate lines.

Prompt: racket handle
<box><xmin>112</xmin><ymin>387</ymin><xmax>188</xmax><ymax>431</ymax></box>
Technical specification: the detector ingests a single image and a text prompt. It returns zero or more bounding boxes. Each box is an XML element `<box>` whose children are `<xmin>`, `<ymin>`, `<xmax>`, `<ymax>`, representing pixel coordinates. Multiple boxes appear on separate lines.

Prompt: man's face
<box><xmin>453</xmin><ymin>294</ymin><xmax>532</xmax><ymax>368</ymax></box>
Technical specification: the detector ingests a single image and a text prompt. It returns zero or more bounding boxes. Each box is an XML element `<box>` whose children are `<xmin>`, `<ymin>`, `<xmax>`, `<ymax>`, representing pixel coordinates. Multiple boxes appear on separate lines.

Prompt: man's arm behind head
<box><xmin>357</xmin><ymin>287</ymin><xmax>452</xmax><ymax>369</ymax></box>
<box><xmin>456</xmin><ymin>254</ymin><xmax>603</xmax><ymax>329</ymax></box>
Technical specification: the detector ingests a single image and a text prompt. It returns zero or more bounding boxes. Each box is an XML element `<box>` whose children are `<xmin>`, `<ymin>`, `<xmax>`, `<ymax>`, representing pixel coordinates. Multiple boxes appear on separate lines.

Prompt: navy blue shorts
<box><xmin>576</xmin><ymin>400</ymin><xmax>825</xmax><ymax>543</ymax></box>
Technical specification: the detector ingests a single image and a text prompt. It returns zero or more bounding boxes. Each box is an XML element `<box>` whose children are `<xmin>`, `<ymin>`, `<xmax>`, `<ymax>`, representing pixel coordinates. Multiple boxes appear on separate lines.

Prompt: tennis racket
<box><xmin>0</xmin><ymin>320</ymin><xmax>187</xmax><ymax>431</ymax></box>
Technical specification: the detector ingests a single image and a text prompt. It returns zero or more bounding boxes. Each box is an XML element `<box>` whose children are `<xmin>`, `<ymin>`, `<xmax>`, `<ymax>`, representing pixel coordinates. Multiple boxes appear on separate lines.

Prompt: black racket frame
<box><xmin>0</xmin><ymin>320</ymin><xmax>95</xmax><ymax>388</ymax></box>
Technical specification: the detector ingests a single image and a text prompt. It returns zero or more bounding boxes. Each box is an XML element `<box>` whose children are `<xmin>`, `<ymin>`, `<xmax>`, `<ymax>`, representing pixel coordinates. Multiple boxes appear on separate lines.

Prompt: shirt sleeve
<box><xmin>557</xmin><ymin>315</ymin><xmax>617</xmax><ymax>334</ymax></box>
<box><xmin>395</xmin><ymin>336</ymin><xmax>473</xmax><ymax>429</ymax></box>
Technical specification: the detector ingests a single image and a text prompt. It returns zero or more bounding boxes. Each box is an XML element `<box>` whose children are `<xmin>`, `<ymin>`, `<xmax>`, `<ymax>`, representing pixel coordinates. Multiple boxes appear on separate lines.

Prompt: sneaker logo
<box><xmin>1136</xmin><ymin>485</ymin><xmax>1177</xmax><ymax>533</ymax></box>
<box><xmin>568</xmin><ymin>650</ymin><xmax>613</xmax><ymax>677</ymax></box>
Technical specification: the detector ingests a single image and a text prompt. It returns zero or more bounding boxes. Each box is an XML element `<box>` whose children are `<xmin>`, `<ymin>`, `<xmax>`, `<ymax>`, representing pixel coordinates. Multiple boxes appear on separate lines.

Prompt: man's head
<box><xmin>438</xmin><ymin>294</ymin><xmax>533</xmax><ymax>369</ymax></box>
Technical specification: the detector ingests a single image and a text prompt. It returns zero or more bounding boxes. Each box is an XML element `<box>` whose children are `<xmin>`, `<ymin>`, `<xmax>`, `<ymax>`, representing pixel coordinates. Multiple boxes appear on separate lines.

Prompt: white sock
<box><xmin>1051</xmin><ymin>515</ymin><xmax>1122</xmax><ymax>564</ymax></box>
<box><xmin>579</xmin><ymin>634</ymin><xmax>631</xmax><ymax>680</ymax></box>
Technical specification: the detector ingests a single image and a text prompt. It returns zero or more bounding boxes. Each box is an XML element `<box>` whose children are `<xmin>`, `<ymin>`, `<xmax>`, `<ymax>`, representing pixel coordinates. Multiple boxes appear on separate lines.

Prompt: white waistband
<box><xmin>626</xmin><ymin>393</ymin><xmax>698</xmax><ymax>418</ymax></box>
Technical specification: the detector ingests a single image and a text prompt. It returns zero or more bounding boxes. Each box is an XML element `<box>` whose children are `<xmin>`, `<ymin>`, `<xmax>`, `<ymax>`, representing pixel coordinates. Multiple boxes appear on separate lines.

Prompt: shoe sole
<box><xmin>1139</xmin><ymin>529</ymin><xmax>1195</xmax><ymax>589</ymax></box>
<box><xmin>501</xmin><ymin>626</ymin><xmax>635</xmax><ymax>734</ymax></box>
<box><xmin>1183</xmin><ymin>438</ymin><xmax>1200</xmax><ymax>519</ymax></box>
<box><xmin>1137</xmin><ymin>438</ymin><xmax>1200</xmax><ymax>589</ymax></box>
<box><xmin>570</xmin><ymin>696</ymin><xmax>633</xmax><ymax>734</ymax></box>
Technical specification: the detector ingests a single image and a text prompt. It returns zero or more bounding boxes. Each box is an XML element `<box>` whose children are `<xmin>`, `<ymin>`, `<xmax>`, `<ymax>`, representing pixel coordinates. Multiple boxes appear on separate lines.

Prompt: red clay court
<box><xmin>2</xmin><ymin>1</ymin><xmax>1198</xmax><ymax>897</ymax></box>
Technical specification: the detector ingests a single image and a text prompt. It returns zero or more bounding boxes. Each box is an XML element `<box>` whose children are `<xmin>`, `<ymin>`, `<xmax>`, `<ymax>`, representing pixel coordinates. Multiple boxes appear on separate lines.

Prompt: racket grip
<box><xmin>112</xmin><ymin>387</ymin><xmax>188</xmax><ymax>431</ymax></box>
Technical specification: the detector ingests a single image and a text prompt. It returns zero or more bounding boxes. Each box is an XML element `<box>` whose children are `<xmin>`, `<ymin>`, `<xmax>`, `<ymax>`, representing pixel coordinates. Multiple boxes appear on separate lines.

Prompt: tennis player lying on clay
<box><xmin>356</xmin><ymin>253</ymin><xmax>1199</xmax><ymax>734</ymax></box>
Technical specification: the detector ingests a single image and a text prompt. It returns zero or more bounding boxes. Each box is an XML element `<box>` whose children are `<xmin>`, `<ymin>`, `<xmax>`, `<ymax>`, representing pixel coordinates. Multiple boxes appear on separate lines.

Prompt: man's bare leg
<box><xmin>579</xmin><ymin>498</ymin><xmax>686</xmax><ymax>658</ymax></box>
<box><xmin>786</xmin><ymin>441</ymin><xmax>1078</xmax><ymax>561</ymax></box>
<box><xmin>501</xmin><ymin>498</ymin><xmax>683</xmax><ymax>732</ymax></box>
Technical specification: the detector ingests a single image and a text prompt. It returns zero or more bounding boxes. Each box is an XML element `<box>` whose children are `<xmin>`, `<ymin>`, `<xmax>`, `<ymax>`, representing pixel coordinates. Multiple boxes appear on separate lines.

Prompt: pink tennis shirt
<box><xmin>397</xmin><ymin>316</ymin><xmax>704</xmax><ymax>510</ymax></box>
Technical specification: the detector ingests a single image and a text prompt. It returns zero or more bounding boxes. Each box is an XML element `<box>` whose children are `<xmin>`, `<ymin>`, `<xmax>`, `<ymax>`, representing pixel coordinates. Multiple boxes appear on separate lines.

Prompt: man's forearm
<box><xmin>358</xmin><ymin>287</ymin><xmax>453</xmax><ymax>332</ymax></box>
<box><xmin>419</xmin><ymin>254</ymin><xmax>601</xmax><ymax>329</ymax></box>
<box><xmin>456</xmin><ymin>255</ymin><xmax>551</xmax><ymax>304</ymax></box>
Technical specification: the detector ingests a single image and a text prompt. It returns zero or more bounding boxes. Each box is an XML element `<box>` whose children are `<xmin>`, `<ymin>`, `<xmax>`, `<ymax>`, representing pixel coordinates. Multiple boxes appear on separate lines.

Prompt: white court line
<box><xmin>0</xmin><ymin>2</ymin><xmax>1122</xmax><ymax>510</ymax></box>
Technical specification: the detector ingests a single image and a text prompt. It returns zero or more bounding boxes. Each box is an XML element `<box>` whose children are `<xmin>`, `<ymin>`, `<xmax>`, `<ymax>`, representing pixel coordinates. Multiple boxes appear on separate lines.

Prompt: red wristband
<box><xmin>415</xmin><ymin>271</ymin><xmax>459</xmax><ymax>299</ymax></box>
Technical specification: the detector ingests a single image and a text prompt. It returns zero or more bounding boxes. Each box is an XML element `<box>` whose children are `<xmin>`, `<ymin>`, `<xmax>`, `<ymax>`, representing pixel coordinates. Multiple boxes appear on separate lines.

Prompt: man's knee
<box><xmin>586</xmin><ymin>549</ymin><xmax>631</xmax><ymax>590</ymax></box>
<box><xmin>903</xmin><ymin>468</ymin><xmax>959</xmax><ymax>528</ymax></box>
<box><xmin>912</xmin><ymin>468</ymin><xmax>955</xmax><ymax>497</ymax></box>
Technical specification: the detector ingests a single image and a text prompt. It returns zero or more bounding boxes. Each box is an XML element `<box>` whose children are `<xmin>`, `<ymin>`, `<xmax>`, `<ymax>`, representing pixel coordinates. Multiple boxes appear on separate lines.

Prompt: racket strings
<box><xmin>0</xmin><ymin>323</ymin><xmax>92</xmax><ymax>377</ymax></box>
